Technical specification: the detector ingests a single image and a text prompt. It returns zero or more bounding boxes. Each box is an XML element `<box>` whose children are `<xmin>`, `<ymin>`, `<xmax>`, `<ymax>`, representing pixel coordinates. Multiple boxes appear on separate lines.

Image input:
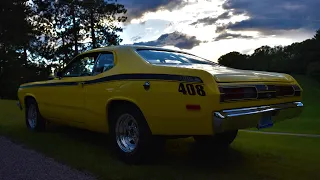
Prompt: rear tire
<box><xmin>25</xmin><ymin>98</ymin><xmax>46</xmax><ymax>132</ymax></box>
<box><xmin>193</xmin><ymin>130</ymin><xmax>238</xmax><ymax>148</ymax></box>
<box><xmin>109</xmin><ymin>103</ymin><xmax>164</xmax><ymax>164</ymax></box>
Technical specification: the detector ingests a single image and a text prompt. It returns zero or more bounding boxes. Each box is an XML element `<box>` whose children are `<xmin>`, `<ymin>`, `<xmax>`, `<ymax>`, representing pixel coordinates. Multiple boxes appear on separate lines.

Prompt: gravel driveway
<box><xmin>0</xmin><ymin>136</ymin><xmax>96</xmax><ymax>180</ymax></box>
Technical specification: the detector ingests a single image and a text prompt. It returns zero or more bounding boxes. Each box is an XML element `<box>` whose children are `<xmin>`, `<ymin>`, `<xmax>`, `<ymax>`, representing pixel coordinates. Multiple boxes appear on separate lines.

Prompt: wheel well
<box><xmin>24</xmin><ymin>96</ymin><xmax>35</xmax><ymax>108</ymax></box>
<box><xmin>107</xmin><ymin>100</ymin><xmax>143</xmax><ymax>123</ymax></box>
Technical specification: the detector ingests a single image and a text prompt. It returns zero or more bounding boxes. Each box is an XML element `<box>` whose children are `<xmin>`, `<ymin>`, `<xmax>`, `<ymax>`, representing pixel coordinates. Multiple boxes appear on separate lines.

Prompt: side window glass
<box><xmin>92</xmin><ymin>53</ymin><xmax>114</xmax><ymax>75</ymax></box>
<box><xmin>63</xmin><ymin>55</ymin><xmax>96</xmax><ymax>77</ymax></box>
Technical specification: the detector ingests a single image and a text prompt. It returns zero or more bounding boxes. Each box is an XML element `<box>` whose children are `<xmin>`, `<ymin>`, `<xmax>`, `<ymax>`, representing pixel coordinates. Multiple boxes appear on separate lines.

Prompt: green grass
<box><xmin>0</xmin><ymin>75</ymin><xmax>320</xmax><ymax>180</ymax></box>
<box><xmin>249</xmin><ymin>75</ymin><xmax>320</xmax><ymax>134</ymax></box>
<box><xmin>1</xmin><ymin>98</ymin><xmax>320</xmax><ymax>180</ymax></box>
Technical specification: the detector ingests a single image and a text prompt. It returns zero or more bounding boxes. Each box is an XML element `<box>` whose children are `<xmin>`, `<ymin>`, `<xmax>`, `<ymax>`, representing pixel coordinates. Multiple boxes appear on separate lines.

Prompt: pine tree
<box><xmin>81</xmin><ymin>0</ymin><xmax>127</xmax><ymax>48</ymax></box>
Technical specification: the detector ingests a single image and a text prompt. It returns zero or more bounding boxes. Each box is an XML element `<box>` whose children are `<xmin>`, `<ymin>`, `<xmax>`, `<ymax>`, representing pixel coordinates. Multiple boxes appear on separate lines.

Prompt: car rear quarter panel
<box><xmin>134</xmin><ymin>79</ymin><xmax>219</xmax><ymax>135</ymax></box>
<box><xmin>84</xmin><ymin>72</ymin><xmax>221</xmax><ymax>135</ymax></box>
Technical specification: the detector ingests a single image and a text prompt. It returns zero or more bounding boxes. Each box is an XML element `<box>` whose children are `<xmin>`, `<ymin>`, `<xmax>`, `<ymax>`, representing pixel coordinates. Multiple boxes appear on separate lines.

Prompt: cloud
<box><xmin>215</xmin><ymin>23</ymin><xmax>232</xmax><ymax>33</ymax></box>
<box><xmin>214</xmin><ymin>32</ymin><xmax>253</xmax><ymax>41</ymax></box>
<box><xmin>190</xmin><ymin>12</ymin><xmax>232</xmax><ymax>26</ymax></box>
<box><xmin>133</xmin><ymin>31</ymin><xmax>201</xmax><ymax>49</ymax></box>
<box><xmin>121</xmin><ymin>0</ymin><xmax>187</xmax><ymax>21</ymax></box>
<box><xmin>228</xmin><ymin>18</ymin><xmax>308</xmax><ymax>32</ymax></box>
<box><xmin>221</xmin><ymin>0</ymin><xmax>320</xmax><ymax>33</ymax></box>
<box><xmin>241</xmin><ymin>48</ymin><xmax>255</xmax><ymax>54</ymax></box>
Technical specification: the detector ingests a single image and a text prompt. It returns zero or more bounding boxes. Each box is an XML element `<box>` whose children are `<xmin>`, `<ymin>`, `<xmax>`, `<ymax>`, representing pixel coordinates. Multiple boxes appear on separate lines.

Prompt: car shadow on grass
<box><xmin>157</xmin><ymin>139</ymin><xmax>247</xmax><ymax>173</ymax></box>
<box><xmin>46</xmin><ymin>124</ymin><xmax>247</xmax><ymax>170</ymax></box>
<box><xmin>46</xmin><ymin>124</ymin><xmax>111</xmax><ymax>149</ymax></box>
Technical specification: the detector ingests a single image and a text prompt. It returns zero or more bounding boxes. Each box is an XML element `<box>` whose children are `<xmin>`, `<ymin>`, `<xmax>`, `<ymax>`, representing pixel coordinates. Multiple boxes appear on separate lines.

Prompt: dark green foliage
<box><xmin>218</xmin><ymin>29</ymin><xmax>320</xmax><ymax>81</ymax></box>
<box><xmin>0</xmin><ymin>0</ymin><xmax>127</xmax><ymax>99</ymax></box>
<box><xmin>32</xmin><ymin>0</ymin><xmax>126</xmax><ymax>65</ymax></box>
<box><xmin>0</xmin><ymin>0</ymin><xmax>49</xmax><ymax>99</ymax></box>
<box><xmin>218</xmin><ymin>52</ymin><xmax>249</xmax><ymax>70</ymax></box>
<box><xmin>307</xmin><ymin>62</ymin><xmax>320</xmax><ymax>81</ymax></box>
<box><xmin>81</xmin><ymin>0</ymin><xmax>127</xmax><ymax>48</ymax></box>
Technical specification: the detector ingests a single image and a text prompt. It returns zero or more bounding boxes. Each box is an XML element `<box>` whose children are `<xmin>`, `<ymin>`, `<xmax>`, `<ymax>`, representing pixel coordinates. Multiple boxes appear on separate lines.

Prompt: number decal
<box><xmin>186</xmin><ymin>84</ymin><xmax>196</xmax><ymax>95</ymax></box>
<box><xmin>178</xmin><ymin>83</ymin><xmax>206</xmax><ymax>96</ymax></box>
<box><xmin>195</xmin><ymin>85</ymin><xmax>206</xmax><ymax>96</ymax></box>
<box><xmin>178</xmin><ymin>83</ymin><xmax>187</xmax><ymax>95</ymax></box>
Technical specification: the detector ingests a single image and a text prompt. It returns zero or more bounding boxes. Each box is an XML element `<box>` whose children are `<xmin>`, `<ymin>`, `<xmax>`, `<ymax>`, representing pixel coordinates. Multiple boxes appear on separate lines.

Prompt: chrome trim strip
<box><xmin>213</xmin><ymin>101</ymin><xmax>303</xmax><ymax>133</ymax></box>
<box><xmin>223</xmin><ymin>106</ymin><xmax>264</xmax><ymax>113</ymax></box>
<box><xmin>214</xmin><ymin>112</ymin><xmax>225</xmax><ymax>119</ymax></box>
<box><xmin>226</xmin><ymin>108</ymin><xmax>278</xmax><ymax>118</ymax></box>
<box><xmin>215</xmin><ymin>101</ymin><xmax>303</xmax><ymax>119</ymax></box>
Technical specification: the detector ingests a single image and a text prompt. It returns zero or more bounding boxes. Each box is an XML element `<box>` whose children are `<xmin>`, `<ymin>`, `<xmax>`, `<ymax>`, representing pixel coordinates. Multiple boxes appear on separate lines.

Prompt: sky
<box><xmin>117</xmin><ymin>0</ymin><xmax>320</xmax><ymax>62</ymax></box>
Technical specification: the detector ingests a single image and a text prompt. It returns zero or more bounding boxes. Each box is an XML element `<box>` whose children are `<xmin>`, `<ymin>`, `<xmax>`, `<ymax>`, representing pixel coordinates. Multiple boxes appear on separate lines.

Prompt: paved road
<box><xmin>240</xmin><ymin>130</ymin><xmax>320</xmax><ymax>138</ymax></box>
<box><xmin>0</xmin><ymin>136</ymin><xmax>96</xmax><ymax>180</ymax></box>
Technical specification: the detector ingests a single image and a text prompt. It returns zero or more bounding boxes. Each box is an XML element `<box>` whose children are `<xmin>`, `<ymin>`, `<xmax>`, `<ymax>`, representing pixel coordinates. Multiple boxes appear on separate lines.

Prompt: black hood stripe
<box><xmin>19</xmin><ymin>73</ymin><xmax>203</xmax><ymax>88</ymax></box>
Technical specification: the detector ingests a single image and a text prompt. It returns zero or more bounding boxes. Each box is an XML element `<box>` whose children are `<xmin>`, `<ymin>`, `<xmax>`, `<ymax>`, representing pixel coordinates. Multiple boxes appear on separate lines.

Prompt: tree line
<box><xmin>1</xmin><ymin>0</ymin><xmax>318</xmax><ymax>100</ymax></box>
<box><xmin>0</xmin><ymin>0</ymin><xmax>127</xmax><ymax>99</ymax></box>
<box><xmin>218</xmin><ymin>29</ymin><xmax>320</xmax><ymax>82</ymax></box>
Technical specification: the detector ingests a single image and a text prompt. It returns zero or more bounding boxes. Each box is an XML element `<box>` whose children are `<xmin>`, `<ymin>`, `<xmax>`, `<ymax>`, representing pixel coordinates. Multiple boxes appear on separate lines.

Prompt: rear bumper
<box><xmin>213</xmin><ymin>101</ymin><xmax>303</xmax><ymax>133</ymax></box>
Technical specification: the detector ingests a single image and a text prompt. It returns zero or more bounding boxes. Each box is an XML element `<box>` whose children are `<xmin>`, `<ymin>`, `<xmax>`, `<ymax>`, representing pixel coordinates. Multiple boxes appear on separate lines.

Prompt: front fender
<box><xmin>18</xmin><ymin>90</ymin><xmax>37</xmax><ymax>110</ymax></box>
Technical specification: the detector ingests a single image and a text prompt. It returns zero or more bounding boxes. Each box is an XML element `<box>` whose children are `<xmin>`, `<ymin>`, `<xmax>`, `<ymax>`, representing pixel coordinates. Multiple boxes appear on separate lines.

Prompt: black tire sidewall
<box><xmin>25</xmin><ymin>99</ymin><xmax>45</xmax><ymax>131</ymax></box>
<box><xmin>109</xmin><ymin>104</ymin><xmax>152</xmax><ymax>164</ymax></box>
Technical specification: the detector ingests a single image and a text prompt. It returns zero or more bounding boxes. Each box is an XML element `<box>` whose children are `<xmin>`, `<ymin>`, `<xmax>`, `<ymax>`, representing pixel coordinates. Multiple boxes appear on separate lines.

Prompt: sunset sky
<box><xmin>117</xmin><ymin>0</ymin><xmax>319</xmax><ymax>62</ymax></box>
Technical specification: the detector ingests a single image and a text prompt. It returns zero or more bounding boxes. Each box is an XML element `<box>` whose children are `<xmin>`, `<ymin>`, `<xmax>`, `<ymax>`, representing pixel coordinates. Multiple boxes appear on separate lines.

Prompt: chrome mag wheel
<box><xmin>115</xmin><ymin>113</ymin><xmax>140</xmax><ymax>153</ymax></box>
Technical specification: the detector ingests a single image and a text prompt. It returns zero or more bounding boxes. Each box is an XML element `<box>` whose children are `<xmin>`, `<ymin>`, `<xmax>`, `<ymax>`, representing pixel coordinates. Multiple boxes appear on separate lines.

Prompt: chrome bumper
<box><xmin>213</xmin><ymin>102</ymin><xmax>303</xmax><ymax>133</ymax></box>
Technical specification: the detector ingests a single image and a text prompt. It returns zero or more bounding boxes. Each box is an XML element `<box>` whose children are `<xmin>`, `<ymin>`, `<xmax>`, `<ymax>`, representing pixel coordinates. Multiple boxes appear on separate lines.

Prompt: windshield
<box><xmin>136</xmin><ymin>49</ymin><xmax>217</xmax><ymax>66</ymax></box>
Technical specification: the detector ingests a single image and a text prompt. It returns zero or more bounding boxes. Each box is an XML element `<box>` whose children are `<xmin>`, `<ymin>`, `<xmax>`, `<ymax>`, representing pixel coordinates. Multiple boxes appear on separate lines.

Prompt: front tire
<box><xmin>193</xmin><ymin>130</ymin><xmax>238</xmax><ymax>148</ymax></box>
<box><xmin>25</xmin><ymin>98</ymin><xmax>46</xmax><ymax>131</ymax></box>
<box><xmin>109</xmin><ymin>104</ymin><xmax>162</xmax><ymax>164</ymax></box>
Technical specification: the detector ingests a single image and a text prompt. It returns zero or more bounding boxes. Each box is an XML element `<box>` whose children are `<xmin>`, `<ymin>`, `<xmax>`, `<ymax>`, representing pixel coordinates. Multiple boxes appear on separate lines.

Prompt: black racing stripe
<box><xmin>20</xmin><ymin>82</ymin><xmax>78</xmax><ymax>88</ymax></box>
<box><xmin>19</xmin><ymin>73</ymin><xmax>203</xmax><ymax>88</ymax></box>
<box><xmin>85</xmin><ymin>74</ymin><xmax>202</xmax><ymax>85</ymax></box>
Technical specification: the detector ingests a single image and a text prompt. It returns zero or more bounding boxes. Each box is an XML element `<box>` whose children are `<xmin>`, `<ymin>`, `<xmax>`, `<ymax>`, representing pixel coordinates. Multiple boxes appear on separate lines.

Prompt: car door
<box><xmin>43</xmin><ymin>53</ymin><xmax>98</xmax><ymax>126</ymax></box>
<box><xmin>82</xmin><ymin>52</ymin><xmax>115</xmax><ymax>131</ymax></box>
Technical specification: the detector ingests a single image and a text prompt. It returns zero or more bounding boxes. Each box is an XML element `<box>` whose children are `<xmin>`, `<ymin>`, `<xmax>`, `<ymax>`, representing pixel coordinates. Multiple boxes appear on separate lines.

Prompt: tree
<box><xmin>218</xmin><ymin>52</ymin><xmax>249</xmax><ymax>69</ymax></box>
<box><xmin>314</xmin><ymin>29</ymin><xmax>320</xmax><ymax>41</ymax></box>
<box><xmin>217</xmin><ymin>28</ymin><xmax>320</xmax><ymax>82</ymax></box>
<box><xmin>0</xmin><ymin>0</ymin><xmax>41</xmax><ymax>99</ymax></box>
<box><xmin>81</xmin><ymin>0</ymin><xmax>127</xmax><ymax>48</ymax></box>
<box><xmin>0</xmin><ymin>0</ymin><xmax>127</xmax><ymax>99</ymax></box>
<box><xmin>32</xmin><ymin>0</ymin><xmax>127</xmax><ymax>64</ymax></box>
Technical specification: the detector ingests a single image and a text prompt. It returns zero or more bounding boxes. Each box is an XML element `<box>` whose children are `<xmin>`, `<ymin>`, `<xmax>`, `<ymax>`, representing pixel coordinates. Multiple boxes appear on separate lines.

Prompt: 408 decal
<box><xmin>178</xmin><ymin>83</ymin><xmax>206</xmax><ymax>96</ymax></box>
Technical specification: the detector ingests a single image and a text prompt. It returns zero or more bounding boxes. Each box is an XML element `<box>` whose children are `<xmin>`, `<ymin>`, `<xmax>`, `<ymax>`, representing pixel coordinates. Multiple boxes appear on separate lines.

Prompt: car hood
<box><xmin>157</xmin><ymin>64</ymin><xmax>294</xmax><ymax>83</ymax></box>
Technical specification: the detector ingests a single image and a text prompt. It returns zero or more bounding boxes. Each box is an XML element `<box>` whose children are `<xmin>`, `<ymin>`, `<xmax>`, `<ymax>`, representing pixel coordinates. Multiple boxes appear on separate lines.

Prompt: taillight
<box><xmin>292</xmin><ymin>85</ymin><xmax>301</xmax><ymax>96</ymax></box>
<box><xmin>275</xmin><ymin>85</ymin><xmax>295</xmax><ymax>96</ymax></box>
<box><xmin>219</xmin><ymin>84</ymin><xmax>301</xmax><ymax>102</ymax></box>
<box><xmin>219</xmin><ymin>86</ymin><xmax>257</xmax><ymax>102</ymax></box>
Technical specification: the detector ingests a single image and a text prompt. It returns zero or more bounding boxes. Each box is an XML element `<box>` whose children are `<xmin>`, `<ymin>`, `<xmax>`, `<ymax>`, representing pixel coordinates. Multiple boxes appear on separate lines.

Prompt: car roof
<box><xmin>82</xmin><ymin>45</ymin><xmax>193</xmax><ymax>55</ymax></box>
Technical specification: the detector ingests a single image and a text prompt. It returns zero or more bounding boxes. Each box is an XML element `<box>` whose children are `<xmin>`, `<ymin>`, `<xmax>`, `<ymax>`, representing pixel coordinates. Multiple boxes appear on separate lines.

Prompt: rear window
<box><xmin>136</xmin><ymin>49</ymin><xmax>217</xmax><ymax>66</ymax></box>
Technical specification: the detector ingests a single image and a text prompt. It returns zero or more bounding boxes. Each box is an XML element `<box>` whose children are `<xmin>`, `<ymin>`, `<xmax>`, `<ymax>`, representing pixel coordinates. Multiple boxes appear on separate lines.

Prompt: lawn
<box><xmin>0</xmin><ymin>75</ymin><xmax>320</xmax><ymax>180</ymax></box>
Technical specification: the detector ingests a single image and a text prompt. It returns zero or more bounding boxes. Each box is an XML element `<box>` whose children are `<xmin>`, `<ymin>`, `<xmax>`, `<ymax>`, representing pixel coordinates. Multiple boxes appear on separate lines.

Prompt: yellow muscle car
<box><xmin>17</xmin><ymin>45</ymin><xmax>303</xmax><ymax>164</ymax></box>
